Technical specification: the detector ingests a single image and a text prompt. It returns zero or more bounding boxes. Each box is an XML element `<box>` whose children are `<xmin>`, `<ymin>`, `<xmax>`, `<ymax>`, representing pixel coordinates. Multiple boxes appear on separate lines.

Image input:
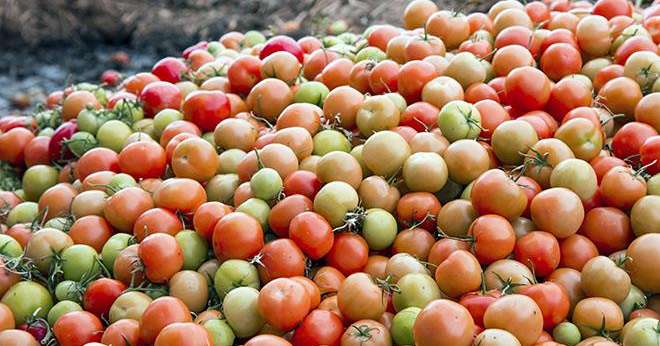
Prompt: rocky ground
<box><xmin>0</xmin><ymin>0</ymin><xmax>494</xmax><ymax>114</ymax></box>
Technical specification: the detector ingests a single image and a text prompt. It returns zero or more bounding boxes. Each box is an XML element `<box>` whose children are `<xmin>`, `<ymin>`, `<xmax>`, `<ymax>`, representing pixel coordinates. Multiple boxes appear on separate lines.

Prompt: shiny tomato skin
<box><xmin>182</xmin><ymin>91</ymin><xmax>231</xmax><ymax>132</ymax></box>
<box><xmin>83</xmin><ymin>278</ymin><xmax>127</xmax><ymax>319</ymax></box>
<box><xmin>140</xmin><ymin>81</ymin><xmax>182</xmax><ymax>117</ymax></box>
<box><xmin>152</xmin><ymin>57</ymin><xmax>187</xmax><ymax>83</ymax></box>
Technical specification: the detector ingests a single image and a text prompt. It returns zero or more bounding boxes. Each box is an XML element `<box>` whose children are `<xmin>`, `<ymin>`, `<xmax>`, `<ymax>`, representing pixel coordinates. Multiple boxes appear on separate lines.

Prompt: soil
<box><xmin>0</xmin><ymin>0</ymin><xmax>495</xmax><ymax>114</ymax></box>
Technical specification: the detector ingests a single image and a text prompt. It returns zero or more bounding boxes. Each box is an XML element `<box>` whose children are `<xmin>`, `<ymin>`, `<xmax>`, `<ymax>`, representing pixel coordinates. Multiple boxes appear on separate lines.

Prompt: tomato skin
<box><xmin>505</xmin><ymin>66</ymin><xmax>551</xmax><ymax>112</ymax></box>
<box><xmin>53</xmin><ymin>311</ymin><xmax>104</xmax><ymax>346</ymax></box>
<box><xmin>640</xmin><ymin>135</ymin><xmax>660</xmax><ymax>174</ymax></box>
<box><xmin>289</xmin><ymin>211</ymin><xmax>334</xmax><ymax>260</ymax></box>
<box><xmin>139</xmin><ymin>297</ymin><xmax>193</xmax><ymax>345</ymax></box>
<box><xmin>513</xmin><ymin>231</ymin><xmax>560</xmax><ymax>278</ymax></box>
<box><xmin>257</xmin><ymin>239</ymin><xmax>306</xmax><ymax>283</ymax></box>
<box><xmin>260</xmin><ymin>35</ymin><xmax>304</xmax><ymax>63</ymax></box>
<box><xmin>192</xmin><ymin>201</ymin><xmax>233</xmax><ymax>241</ymax></box>
<box><xmin>291</xmin><ymin>309</ymin><xmax>343</xmax><ymax>346</ymax></box>
<box><xmin>140</xmin><ymin>81</ymin><xmax>182</xmax><ymax>117</ymax></box>
<box><xmin>283</xmin><ymin>170</ymin><xmax>322</xmax><ymax>200</ymax></box>
<box><xmin>182</xmin><ymin>90</ymin><xmax>231</xmax><ymax>132</ymax></box>
<box><xmin>611</xmin><ymin>122</ymin><xmax>658</xmax><ymax>163</ymax></box>
<box><xmin>118</xmin><ymin>141</ymin><xmax>167</xmax><ymax>180</ymax></box>
<box><xmin>519</xmin><ymin>282</ymin><xmax>570</xmax><ymax>330</ymax></box>
<box><xmin>212</xmin><ymin>212</ymin><xmax>264</xmax><ymax>261</ymax></box>
<box><xmin>458</xmin><ymin>290</ymin><xmax>501</xmax><ymax>327</ymax></box>
<box><xmin>325</xmin><ymin>233</ymin><xmax>369</xmax><ymax>276</ymax></box>
<box><xmin>83</xmin><ymin>278</ymin><xmax>127</xmax><ymax>319</ymax></box>
<box><xmin>152</xmin><ymin>57</ymin><xmax>187</xmax><ymax>83</ymax></box>
<box><xmin>258</xmin><ymin>278</ymin><xmax>311</xmax><ymax>332</ymax></box>
<box><xmin>101</xmin><ymin>319</ymin><xmax>140</xmax><ymax>346</ymax></box>
<box><xmin>48</xmin><ymin>121</ymin><xmax>78</xmax><ymax>162</ymax></box>
<box><xmin>138</xmin><ymin>233</ymin><xmax>184</xmax><ymax>283</ymax></box>
<box><xmin>228</xmin><ymin>55</ymin><xmax>263</xmax><ymax>95</ymax></box>
<box><xmin>154</xmin><ymin>322</ymin><xmax>213</xmax><ymax>346</ymax></box>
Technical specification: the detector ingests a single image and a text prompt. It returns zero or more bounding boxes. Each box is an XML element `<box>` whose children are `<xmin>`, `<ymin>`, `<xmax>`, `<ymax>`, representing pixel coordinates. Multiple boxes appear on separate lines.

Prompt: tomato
<box><xmin>257</xmin><ymin>239</ymin><xmax>306</xmax><ymax>283</ymax></box>
<box><xmin>600</xmin><ymin>166</ymin><xmax>647</xmax><ymax>210</ymax></box>
<box><xmin>140</xmin><ymin>81</ymin><xmax>182</xmax><ymax>117</ymax></box>
<box><xmin>222</xmin><ymin>287</ymin><xmax>264</xmax><ymax>338</ymax></box>
<box><xmin>118</xmin><ymin>141</ymin><xmax>167</xmax><ymax>180</ymax></box>
<box><xmin>152</xmin><ymin>57</ymin><xmax>187</xmax><ymax>83</ymax></box>
<box><xmin>182</xmin><ymin>91</ymin><xmax>231</xmax><ymax>132</ymax></box>
<box><xmin>212</xmin><ymin>212</ymin><xmax>263</xmax><ymax>261</ymax></box>
<box><xmin>153</xmin><ymin>178</ymin><xmax>206</xmax><ymax>213</ymax></box>
<box><xmin>108</xmin><ymin>291</ymin><xmax>152</xmax><ymax>323</ymax></box>
<box><xmin>138</xmin><ymin>233</ymin><xmax>184</xmax><ymax>283</ymax></box>
<box><xmin>626</xmin><ymin>234</ymin><xmax>660</xmax><ymax>294</ymax></box>
<box><xmin>471</xmin><ymin>169</ymin><xmax>527</xmax><ymax>221</ymax></box>
<box><xmin>291</xmin><ymin>309</ymin><xmax>343</xmax><ymax>346</ymax></box>
<box><xmin>612</xmin><ymin>122</ymin><xmax>658</xmax><ymax>163</ymax></box>
<box><xmin>103</xmin><ymin>186</ymin><xmax>154</xmax><ymax>232</ymax></box>
<box><xmin>139</xmin><ymin>297</ymin><xmax>192</xmax><ymax>344</ymax></box>
<box><xmin>336</xmin><ymin>273</ymin><xmax>387</xmax><ymax>322</ymax></box>
<box><xmin>559</xmin><ymin>234</ymin><xmax>599</xmax><ymax>271</ymax></box>
<box><xmin>413</xmin><ymin>299</ymin><xmax>475</xmax><ymax>346</ymax></box>
<box><xmin>572</xmin><ymin>297</ymin><xmax>624</xmax><ymax>338</ymax></box>
<box><xmin>257</xmin><ymin>278</ymin><xmax>310</xmax><ymax>332</ymax></box>
<box><xmin>631</xmin><ymin>195</ymin><xmax>660</xmax><ymax>236</ymax></box>
<box><xmin>101</xmin><ymin>319</ymin><xmax>140</xmax><ymax>346</ymax></box>
<box><xmin>53</xmin><ymin>311</ymin><xmax>103</xmax><ymax>346</ymax></box>
<box><xmin>581</xmin><ymin>207</ymin><xmax>633</xmax><ymax>254</ymax></box>
<box><xmin>530</xmin><ymin>187</ymin><xmax>584</xmax><ymax>239</ymax></box>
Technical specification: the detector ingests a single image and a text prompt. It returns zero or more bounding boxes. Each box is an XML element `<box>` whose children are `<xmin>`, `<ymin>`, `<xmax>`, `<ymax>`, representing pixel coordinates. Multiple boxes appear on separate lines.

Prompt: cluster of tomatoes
<box><xmin>0</xmin><ymin>0</ymin><xmax>659</xmax><ymax>345</ymax></box>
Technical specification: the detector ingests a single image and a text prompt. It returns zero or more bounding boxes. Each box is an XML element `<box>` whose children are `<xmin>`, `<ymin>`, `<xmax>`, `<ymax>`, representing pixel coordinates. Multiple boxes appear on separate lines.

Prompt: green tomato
<box><xmin>322</xmin><ymin>36</ymin><xmax>342</xmax><ymax>48</ymax></box>
<box><xmin>620</xmin><ymin>285</ymin><xmax>647</xmax><ymax>321</ymax></box>
<box><xmin>1</xmin><ymin>281</ymin><xmax>53</xmax><ymax>324</ymax></box>
<box><xmin>236</xmin><ymin>198</ymin><xmax>270</xmax><ymax>230</ymax></box>
<box><xmin>391</xmin><ymin>307</ymin><xmax>421</xmax><ymax>346</ymax></box>
<box><xmin>113</xmin><ymin>99</ymin><xmax>144</xmax><ymax>122</ymax></box>
<box><xmin>218</xmin><ymin>149</ymin><xmax>246</xmax><ymax>174</ymax></box>
<box><xmin>392</xmin><ymin>273</ymin><xmax>441</xmax><ymax>311</ymax></box>
<box><xmin>250</xmin><ymin>168</ymin><xmax>282</xmax><ymax>201</ymax></box>
<box><xmin>97</xmin><ymin>120</ymin><xmax>132</xmax><ymax>152</ymax></box>
<box><xmin>13</xmin><ymin>189</ymin><xmax>26</xmax><ymax>201</ymax></box>
<box><xmin>361</xmin><ymin>208</ymin><xmax>397</xmax><ymax>250</ymax></box>
<box><xmin>648</xmin><ymin>174</ymin><xmax>660</xmax><ymax>195</ymax></box>
<box><xmin>207</xmin><ymin>42</ymin><xmax>224</xmax><ymax>56</ymax></box>
<box><xmin>437</xmin><ymin>101</ymin><xmax>482</xmax><ymax>142</ymax></box>
<box><xmin>553</xmin><ymin>321</ymin><xmax>581</xmax><ymax>346</ymax></box>
<box><xmin>101</xmin><ymin>233</ymin><xmax>133</xmax><ymax>273</ymax></box>
<box><xmin>175</xmin><ymin>230</ymin><xmax>208</xmax><ymax>270</ymax></box>
<box><xmin>132</xmin><ymin>119</ymin><xmax>155</xmax><ymax>139</ymax></box>
<box><xmin>66</xmin><ymin>131</ymin><xmax>97</xmax><ymax>158</ymax></box>
<box><xmin>38</xmin><ymin>128</ymin><xmax>54</xmax><ymax>137</ymax></box>
<box><xmin>313</xmin><ymin>130</ymin><xmax>351</xmax><ymax>155</ymax></box>
<box><xmin>243</xmin><ymin>31</ymin><xmax>266</xmax><ymax>47</ymax></box>
<box><xmin>22</xmin><ymin>165</ymin><xmax>58</xmax><ymax>201</ymax></box>
<box><xmin>623</xmin><ymin>320</ymin><xmax>660</xmax><ymax>346</ymax></box>
<box><xmin>47</xmin><ymin>300</ymin><xmax>82</xmax><ymax>326</ymax></box>
<box><xmin>355</xmin><ymin>46</ymin><xmax>386</xmax><ymax>62</ymax></box>
<box><xmin>153</xmin><ymin>109</ymin><xmax>183</xmax><ymax>137</ymax></box>
<box><xmin>328</xmin><ymin>20</ymin><xmax>348</xmax><ymax>35</ymax></box>
<box><xmin>461</xmin><ymin>181</ymin><xmax>474</xmax><ymax>200</ymax></box>
<box><xmin>107</xmin><ymin>173</ymin><xmax>137</xmax><ymax>193</ymax></box>
<box><xmin>222</xmin><ymin>287</ymin><xmax>264</xmax><ymax>338</ymax></box>
<box><xmin>294</xmin><ymin>81</ymin><xmax>330</xmax><ymax>107</ymax></box>
<box><xmin>77</xmin><ymin>109</ymin><xmax>102</xmax><ymax>135</ymax></box>
<box><xmin>109</xmin><ymin>291</ymin><xmax>153</xmax><ymax>323</ymax></box>
<box><xmin>0</xmin><ymin>234</ymin><xmax>23</xmax><ymax>257</ymax></box>
<box><xmin>44</xmin><ymin>217</ymin><xmax>72</xmax><ymax>231</ymax></box>
<box><xmin>338</xmin><ymin>32</ymin><xmax>358</xmax><ymax>44</ymax></box>
<box><xmin>55</xmin><ymin>280</ymin><xmax>80</xmax><ymax>302</ymax></box>
<box><xmin>61</xmin><ymin>244</ymin><xmax>101</xmax><ymax>281</ymax></box>
<box><xmin>214</xmin><ymin>259</ymin><xmax>260</xmax><ymax>299</ymax></box>
<box><xmin>202</xmin><ymin>319</ymin><xmax>235</xmax><ymax>346</ymax></box>
<box><xmin>6</xmin><ymin>201</ymin><xmax>39</xmax><ymax>226</ymax></box>
<box><xmin>206</xmin><ymin>174</ymin><xmax>239</xmax><ymax>204</ymax></box>
<box><xmin>202</xmin><ymin>132</ymin><xmax>215</xmax><ymax>146</ymax></box>
<box><xmin>313</xmin><ymin>181</ymin><xmax>359</xmax><ymax>228</ymax></box>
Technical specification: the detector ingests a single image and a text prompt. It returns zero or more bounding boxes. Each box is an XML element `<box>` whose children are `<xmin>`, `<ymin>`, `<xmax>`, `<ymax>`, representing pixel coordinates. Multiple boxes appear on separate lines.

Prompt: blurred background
<box><xmin>0</xmin><ymin>0</ymin><xmax>493</xmax><ymax>112</ymax></box>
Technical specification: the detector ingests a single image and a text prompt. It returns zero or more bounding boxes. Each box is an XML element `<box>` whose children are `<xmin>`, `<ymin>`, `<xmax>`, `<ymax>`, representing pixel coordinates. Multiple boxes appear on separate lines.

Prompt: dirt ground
<box><xmin>0</xmin><ymin>0</ymin><xmax>495</xmax><ymax>113</ymax></box>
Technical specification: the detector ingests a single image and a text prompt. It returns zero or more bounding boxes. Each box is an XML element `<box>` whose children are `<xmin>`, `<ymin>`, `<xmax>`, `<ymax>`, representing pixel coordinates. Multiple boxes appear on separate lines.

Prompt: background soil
<box><xmin>0</xmin><ymin>0</ymin><xmax>495</xmax><ymax>113</ymax></box>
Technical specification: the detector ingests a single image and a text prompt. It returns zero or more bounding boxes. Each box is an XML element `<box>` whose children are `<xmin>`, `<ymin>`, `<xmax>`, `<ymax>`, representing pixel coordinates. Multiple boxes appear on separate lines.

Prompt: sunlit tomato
<box><xmin>545</xmin><ymin>78</ymin><xmax>592</xmax><ymax>122</ymax></box>
<box><xmin>257</xmin><ymin>239</ymin><xmax>306</xmax><ymax>283</ymax></box>
<box><xmin>471</xmin><ymin>169</ymin><xmax>527</xmax><ymax>221</ymax></box>
<box><xmin>597</xmin><ymin>77</ymin><xmax>642</xmax><ymax>118</ymax></box>
<box><xmin>227</xmin><ymin>55</ymin><xmax>262</xmax><ymax>95</ymax></box>
<box><xmin>159</xmin><ymin>120</ymin><xmax>202</xmax><ymax>147</ymax></box>
<box><xmin>75</xmin><ymin>148</ymin><xmax>120</xmax><ymax>181</ymax></box>
<box><xmin>580</xmin><ymin>206</ymin><xmax>633</xmax><ymax>254</ymax></box>
<box><xmin>519</xmin><ymin>281</ymin><xmax>570</xmax><ymax>330</ymax></box>
<box><xmin>505</xmin><ymin>66</ymin><xmax>551</xmax><ymax>112</ymax></box>
<box><xmin>514</xmin><ymin>231</ymin><xmax>560</xmax><ymax>277</ymax></box>
<box><xmin>53</xmin><ymin>311</ymin><xmax>104</xmax><ymax>346</ymax></box>
<box><xmin>559</xmin><ymin>234</ymin><xmax>598</xmax><ymax>271</ymax></box>
<box><xmin>398</xmin><ymin>61</ymin><xmax>438</xmax><ymax>103</ymax></box>
<box><xmin>260</xmin><ymin>35</ymin><xmax>304</xmax><ymax>63</ymax></box>
<box><xmin>212</xmin><ymin>212</ymin><xmax>263</xmax><ymax>261</ymax></box>
<box><xmin>132</xmin><ymin>207</ymin><xmax>183</xmax><ymax>241</ymax></box>
<box><xmin>140</xmin><ymin>81</ymin><xmax>182</xmax><ymax>117</ymax></box>
<box><xmin>83</xmin><ymin>278</ymin><xmax>127</xmax><ymax>319</ymax></box>
<box><xmin>413</xmin><ymin>299</ymin><xmax>475</xmax><ymax>346</ymax></box>
<box><xmin>152</xmin><ymin>57</ymin><xmax>187</xmax><ymax>83</ymax></box>
<box><xmin>154</xmin><ymin>322</ymin><xmax>212</xmax><ymax>346</ymax></box>
<box><xmin>69</xmin><ymin>215</ymin><xmax>113</xmax><ymax>252</ymax></box>
<box><xmin>118</xmin><ymin>141</ymin><xmax>167</xmax><ymax>179</ymax></box>
<box><xmin>182</xmin><ymin>90</ymin><xmax>231</xmax><ymax>132</ymax></box>
<box><xmin>192</xmin><ymin>201</ymin><xmax>233</xmax><ymax>241</ymax></box>
<box><xmin>139</xmin><ymin>297</ymin><xmax>192</xmax><ymax>345</ymax></box>
<box><xmin>103</xmin><ymin>187</ymin><xmax>154</xmax><ymax>232</ymax></box>
<box><xmin>258</xmin><ymin>278</ymin><xmax>311</xmax><ymax>331</ymax></box>
<box><xmin>540</xmin><ymin>43</ymin><xmax>582</xmax><ymax>81</ymax></box>
<box><xmin>369</xmin><ymin>60</ymin><xmax>400</xmax><ymax>94</ymax></box>
<box><xmin>600</xmin><ymin>166</ymin><xmax>647</xmax><ymax>210</ymax></box>
<box><xmin>153</xmin><ymin>178</ymin><xmax>206</xmax><ymax>213</ymax></box>
<box><xmin>467</xmin><ymin>214</ymin><xmax>516</xmax><ymax>265</ymax></box>
<box><xmin>612</xmin><ymin>122</ymin><xmax>658</xmax><ymax>163</ymax></box>
<box><xmin>291</xmin><ymin>309</ymin><xmax>343</xmax><ymax>346</ymax></box>
<box><xmin>325</xmin><ymin>233</ymin><xmax>369</xmax><ymax>276</ymax></box>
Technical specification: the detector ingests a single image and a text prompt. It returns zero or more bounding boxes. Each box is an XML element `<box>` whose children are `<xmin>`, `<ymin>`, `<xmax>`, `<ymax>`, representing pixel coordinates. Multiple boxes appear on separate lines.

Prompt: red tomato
<box><xmin>182</xmin><ymin>90</ymin><xmax>231</xmax><ymax>132</ymax></box>
<box><xmin>139</xmin><ymin>81</ymin><xmax>182</xmax><ymax>117</ymax></box>
<box><xmin>53</xmin><ymin>311</ymin><xmax>103</xmax><ymax>346</ymax></box>
<box><xmin>152</xmin><ymin>57</ymin><xmax>187</xmax><ymax>83</ymax></box>
<box><xmin>83</xmin><ymin>278</ymin><xmax>127</xmax><ymax>319</ymax></box>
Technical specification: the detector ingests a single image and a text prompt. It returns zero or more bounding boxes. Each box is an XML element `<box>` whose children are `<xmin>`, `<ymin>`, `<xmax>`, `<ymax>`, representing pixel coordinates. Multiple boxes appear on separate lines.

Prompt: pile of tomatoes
<box><xmin>0</xmin><ymin>0</ymin><xmax>660</xmax><ymax>345</ymax></box>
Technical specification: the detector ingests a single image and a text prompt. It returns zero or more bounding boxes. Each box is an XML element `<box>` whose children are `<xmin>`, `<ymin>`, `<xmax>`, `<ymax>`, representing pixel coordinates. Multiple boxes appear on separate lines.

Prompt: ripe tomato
<box><xmin>258</xmin><ymin>278</ymin><xmax>311</xmax><ymax>331</ymax></box>
<box><xmin>53</xmin><ymin>311</ymin><xmax>103</xmax><ymax>346</ymax></box>
<box><xmin>139</xmin><ymin>297</ymin><xmax>192</xmax><ymax>345</ymax></box>
<box><xmin>154</xmin><ymin>322</ymin><xmax>213</xmax><ymax>346</ymax></box>
<box><xmin>140</xmin><ymin>81</ymin><xmax>182</xmax><ymax>117</ymax></box>
<box><xmin>83</xmin><ymin>278</ymin><xmax>127</xmax><ymax>319</ymax></box>
<box><xmin>152</xmin><ymin>57</ymin><xmax>187</xmax><ymax>83</ymax></box>
<box><xmin>153</xmin><ymin>178</ymin><xmax>206</xmax><ymax>213</ymax></box>
<box><xmin>291</xmin><ymin>309</ymin><xmax>343</xmax><ymax>346</ymax></box>
<box><xmin>514</xmin><ymin>231</ymin><xmax>560</xmax><ymax>277</ymax></box>
<box><xmin>325</xmin><ymin>233</ymin><xmax>369</xmax><ymax>275</ymax></box>
<box><xmin>118</xmin><ymin>141</ymin><xmax>167</xmax><ymax>179</ymax></box>
<box><xmin>212</xmin><ymin>212</ymin><xmax>263</xmax><ymax>261</ymax></box>
<box><xmin>182</xmin><ymin>91</ymin><xmax>231</xmax><ymax>132</ymax></box>
<box><xmin>257</xmin><ymin>239</ymin><xmax>306</xmax><ymax>283</ymax></box>
<box><xmin>413</xmin><ymin>299</ymin><xmax>475</xmax><ymax>346</ymax></box>
<box><xmin>138</xmin><ymin>233</ymin><xmax>184</xmax><ymax>283</ymax></box>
